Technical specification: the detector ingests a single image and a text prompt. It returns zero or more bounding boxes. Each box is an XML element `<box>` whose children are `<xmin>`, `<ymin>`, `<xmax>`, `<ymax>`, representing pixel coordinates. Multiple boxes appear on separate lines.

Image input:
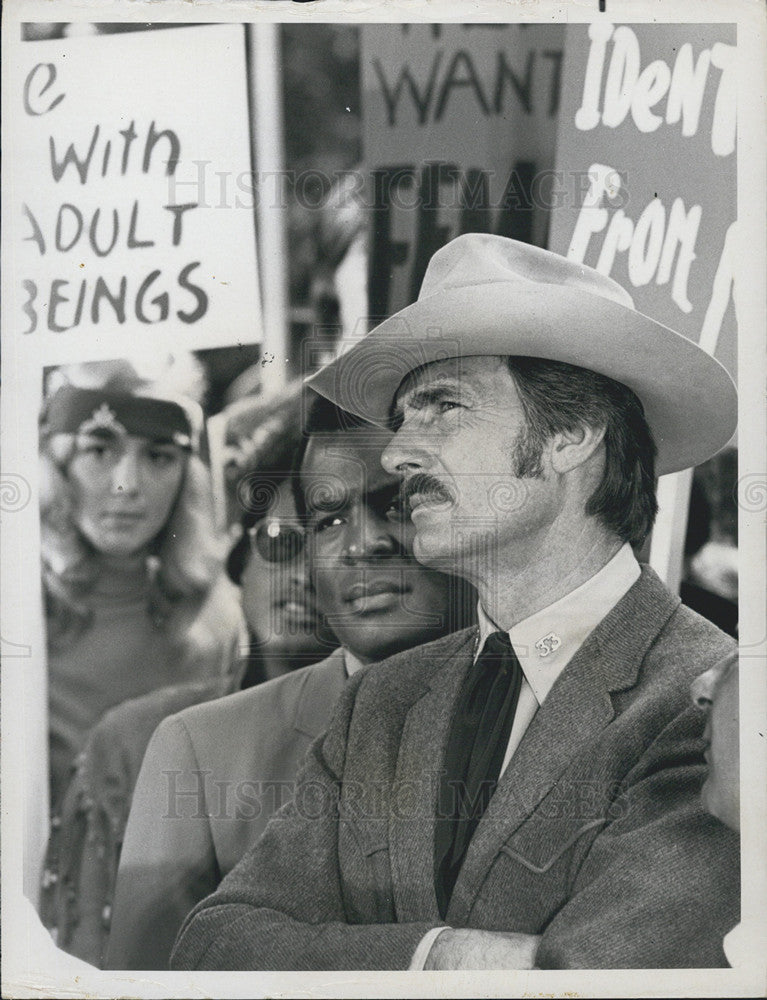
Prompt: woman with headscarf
<box><xmin>39</xmin><ymin>361</ymin><xmax>245</xmax><ymax>814</ymax></box>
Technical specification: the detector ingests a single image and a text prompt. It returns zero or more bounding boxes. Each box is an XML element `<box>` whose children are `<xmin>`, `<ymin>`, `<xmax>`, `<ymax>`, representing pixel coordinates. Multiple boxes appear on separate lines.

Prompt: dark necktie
<box><xmin>434</xmin><ymin>630</ymin><xmax>523</xmax><ymax>917</ymax></box>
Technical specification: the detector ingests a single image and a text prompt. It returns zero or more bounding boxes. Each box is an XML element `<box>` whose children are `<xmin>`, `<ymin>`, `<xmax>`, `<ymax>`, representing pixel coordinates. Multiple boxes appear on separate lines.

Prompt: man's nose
<box><xmin>341</xmin><ymin>509</ymin><xmax>398</xmax><ymax>562</ymax></box>
<box><xmin>380</xmin><ymin>422</ymin><xmax>432</xmax><ymax>476</ymax></box>
<box><xmin>111</xmin><ymin>450</ymin><xmax>141</xmax><ymax>495</ymax></box>
<box><xmin>690</xmin><ymin>666</ymin><xmax>717</xmax><ymax>711</ymax></box>
<box><xmin>285</xmin><ymin>546</ymin><xmax>310</xmax><ymax>585</ymax></box>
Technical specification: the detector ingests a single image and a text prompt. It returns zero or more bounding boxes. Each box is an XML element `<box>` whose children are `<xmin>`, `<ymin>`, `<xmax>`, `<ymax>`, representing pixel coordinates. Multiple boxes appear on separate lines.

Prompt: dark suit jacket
<box><xmin>106</xmin><ymin>649</ymin><xmax>347</xmax><ymax>969</ymax></box>
<box><xmin>171</xmin><ymin>568</ymin><xmax>740</xmax><ymax>970</ymax></box>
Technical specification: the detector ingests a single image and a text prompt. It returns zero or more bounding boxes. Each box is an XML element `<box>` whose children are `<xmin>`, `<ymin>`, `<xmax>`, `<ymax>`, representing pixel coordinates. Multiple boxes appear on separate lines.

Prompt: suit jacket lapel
<box><xmin>293</xmin><ymin>648</ymin><xmax>349</xmax><ymax>739</ymax></box>
<box><xmin>388</xmin><ymin>630</ymin><xmax>477</xmax><ymax>923</ymax></box>
<box><xmin>447</xmin><ymin>566</ymin><xmax>679</xmax><ymax>924</ymax></box>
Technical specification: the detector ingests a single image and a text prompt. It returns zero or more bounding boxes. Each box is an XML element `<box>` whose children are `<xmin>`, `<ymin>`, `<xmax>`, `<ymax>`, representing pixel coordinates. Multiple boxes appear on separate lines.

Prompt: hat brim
<box><xmin>306</xmin><ymin>282</ymin><xmax>736</xmax><ymax>476</ymax></box>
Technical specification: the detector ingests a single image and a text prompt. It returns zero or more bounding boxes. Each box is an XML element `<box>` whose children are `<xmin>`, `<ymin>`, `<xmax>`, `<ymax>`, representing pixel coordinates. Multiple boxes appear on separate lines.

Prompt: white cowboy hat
<box><xmin>306</xmin><ymin>233</ymin><xmax>736</xmax><ymax>475</ymax></box>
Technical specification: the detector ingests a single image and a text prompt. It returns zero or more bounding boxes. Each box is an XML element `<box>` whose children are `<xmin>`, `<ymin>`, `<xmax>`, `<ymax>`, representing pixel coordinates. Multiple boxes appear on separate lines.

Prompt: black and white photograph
<box><xmin>1</xmin><ymin>1</ymin><xmax>765</xmax><ymax>997</ymax></box>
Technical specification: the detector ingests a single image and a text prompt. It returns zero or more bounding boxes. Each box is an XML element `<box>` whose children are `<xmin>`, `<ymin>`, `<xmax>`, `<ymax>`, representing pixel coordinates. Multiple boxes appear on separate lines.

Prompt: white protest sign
<box><xmin>549</xmin><ymin>23</ymin><xmax>738</xmax><ymax>590</ymax></box>
<box><xmin>9</xmin><ymin>25</ymin><xmax>261</xmax><ymax>365</ymax></box>
<box><xmin>550</xmin><ymin>22</ymin><xmax>737</xmax><ymax>379</ymax></box>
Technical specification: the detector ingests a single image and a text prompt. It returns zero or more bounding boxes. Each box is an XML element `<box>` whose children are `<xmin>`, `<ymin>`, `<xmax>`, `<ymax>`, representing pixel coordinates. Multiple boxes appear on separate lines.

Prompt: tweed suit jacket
<box><xmin>106</xmin><ymin>649</ymin><xmax>347</xmax><ymax>969</ymax></box>
<box><xmin>171</xmin><ymin>568</ymin><xmax>740</xmax><ymax>970</ymax></box>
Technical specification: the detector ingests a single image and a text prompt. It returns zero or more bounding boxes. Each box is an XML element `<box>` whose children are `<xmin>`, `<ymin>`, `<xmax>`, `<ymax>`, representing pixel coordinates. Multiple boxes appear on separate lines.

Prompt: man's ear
<box><xmin>549</xmin><ymin>424</ymin><xmax>606</xmax><ymax>474</ymax></box>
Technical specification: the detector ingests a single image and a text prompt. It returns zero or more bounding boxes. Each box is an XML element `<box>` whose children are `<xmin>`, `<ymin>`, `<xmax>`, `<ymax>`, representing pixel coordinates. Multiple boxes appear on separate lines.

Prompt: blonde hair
<box><xmin>40</xmin><ymin>361</ymin><xmax>226</xmax><ymax>651</ymax></box>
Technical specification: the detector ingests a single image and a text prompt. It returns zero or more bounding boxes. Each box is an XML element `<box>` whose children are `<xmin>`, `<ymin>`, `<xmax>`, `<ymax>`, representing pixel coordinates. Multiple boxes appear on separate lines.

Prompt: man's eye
<box><xmin>384</xmin><ymin>497</ymin><xmax>405</xmax><ymax>523</ymax></box>
<box><xmin>314</xmin><ymin>513</ymin><xmax>345</xmax><ymax>533</ymax></box>
<box><xmin>79</xmin><ymin>441</ymin><xmax>110</xmax><ymax>459</ymax></box>
<box><xmin>389</xmin><ymin>410</ymin><xmax>404</xmax><ymax>433</ymax></box>
<box><xmin>437</xmin><ymin>399</ymin><xmax>462</xmax><ymax>413</ymax></box>
<box><xmin>148</xmin><ymin>449</ymin><xmax>179</xmax><ymax>466</ymax></box>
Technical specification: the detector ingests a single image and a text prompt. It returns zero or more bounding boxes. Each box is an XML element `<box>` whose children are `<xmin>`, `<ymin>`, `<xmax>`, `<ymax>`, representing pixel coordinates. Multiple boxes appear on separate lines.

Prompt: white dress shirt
<box><xmin>343</xmin><ymin>648</ymin><xmax>366</xmax><ymax>678</ymax></box>
<box><xmin>411</xmin><ymin>543</ymin><xmax>641</xmax><ymax>969</ymax></box>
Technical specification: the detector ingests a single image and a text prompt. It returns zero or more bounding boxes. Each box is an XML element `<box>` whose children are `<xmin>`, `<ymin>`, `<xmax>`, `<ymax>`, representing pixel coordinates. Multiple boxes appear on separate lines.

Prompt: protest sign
<box><xmin>549</xmin><ymin>22</ymin><xmax>736</xmax><ymax>378</ymax></box>
<box><xmin>9</xmin><ymin>25</ymin><xmax>261</xmax><ymax>366</ymax></box>
<box><xmin>549</xmin><ymin>22</ymin><xmax>737</xmax><ymax>589</ymax></box>
<box><xmin>362</xmin><ymin>23</ymin><xmax>564</xmax><ymax>319</ymax></box>
<box><xmin>4</xmin><ymin>23</ymin><xmax>263</xmax><ymax>895</ymax></box>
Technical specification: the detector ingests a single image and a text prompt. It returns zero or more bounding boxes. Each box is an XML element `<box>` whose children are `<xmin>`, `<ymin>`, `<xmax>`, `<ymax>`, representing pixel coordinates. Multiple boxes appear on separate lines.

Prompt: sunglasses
<box><xmin>248</xmin><ymin>518</ymin><xmax>306</xmax><ymax>564</ymax></box>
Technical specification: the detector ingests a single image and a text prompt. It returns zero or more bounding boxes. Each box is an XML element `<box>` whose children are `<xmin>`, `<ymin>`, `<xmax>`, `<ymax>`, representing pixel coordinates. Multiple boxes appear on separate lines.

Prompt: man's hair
<box><xmin>292</xmin><ymin>392</ymin><xmax>372</xmax><ymax>518</ymax></box>
<box><xmin>506</xmin><ymin>357</ymin><xmax>658</xmax><ymax>547</ymax></box>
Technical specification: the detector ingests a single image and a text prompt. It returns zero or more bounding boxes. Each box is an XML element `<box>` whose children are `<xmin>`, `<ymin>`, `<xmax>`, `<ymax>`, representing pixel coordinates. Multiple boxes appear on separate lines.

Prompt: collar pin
<box><xmin>535</xmin><ymin>632</ymin><xmax>561</xmax><ymax>658</ymax></box>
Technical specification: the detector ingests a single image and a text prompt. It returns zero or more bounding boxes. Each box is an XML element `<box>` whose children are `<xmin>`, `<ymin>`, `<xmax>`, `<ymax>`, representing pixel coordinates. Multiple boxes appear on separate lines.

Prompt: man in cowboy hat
<box><xmin>172</xmin><ymin>234</ymin><xmax>739</xmax><ymax>970</ymax></box>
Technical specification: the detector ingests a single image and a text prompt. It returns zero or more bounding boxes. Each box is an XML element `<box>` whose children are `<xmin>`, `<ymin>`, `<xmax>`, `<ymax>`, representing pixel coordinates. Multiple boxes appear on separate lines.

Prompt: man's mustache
<box><xmin>400</xmin><ymin>473</ymin><xmax>454</xmax><ymax>511</ymax></box>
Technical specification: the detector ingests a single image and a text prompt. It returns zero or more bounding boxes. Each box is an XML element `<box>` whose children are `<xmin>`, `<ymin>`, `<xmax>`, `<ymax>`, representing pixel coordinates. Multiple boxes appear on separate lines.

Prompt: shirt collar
<box><xmin>343</xmin><ymin>648</ymin><xmax>366</xmax><ymax>678</ymax></box>
<box><xmin>476</xmin><ymin>543</ymin><xmax>641</xmax><ymax>706</ymax></box>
